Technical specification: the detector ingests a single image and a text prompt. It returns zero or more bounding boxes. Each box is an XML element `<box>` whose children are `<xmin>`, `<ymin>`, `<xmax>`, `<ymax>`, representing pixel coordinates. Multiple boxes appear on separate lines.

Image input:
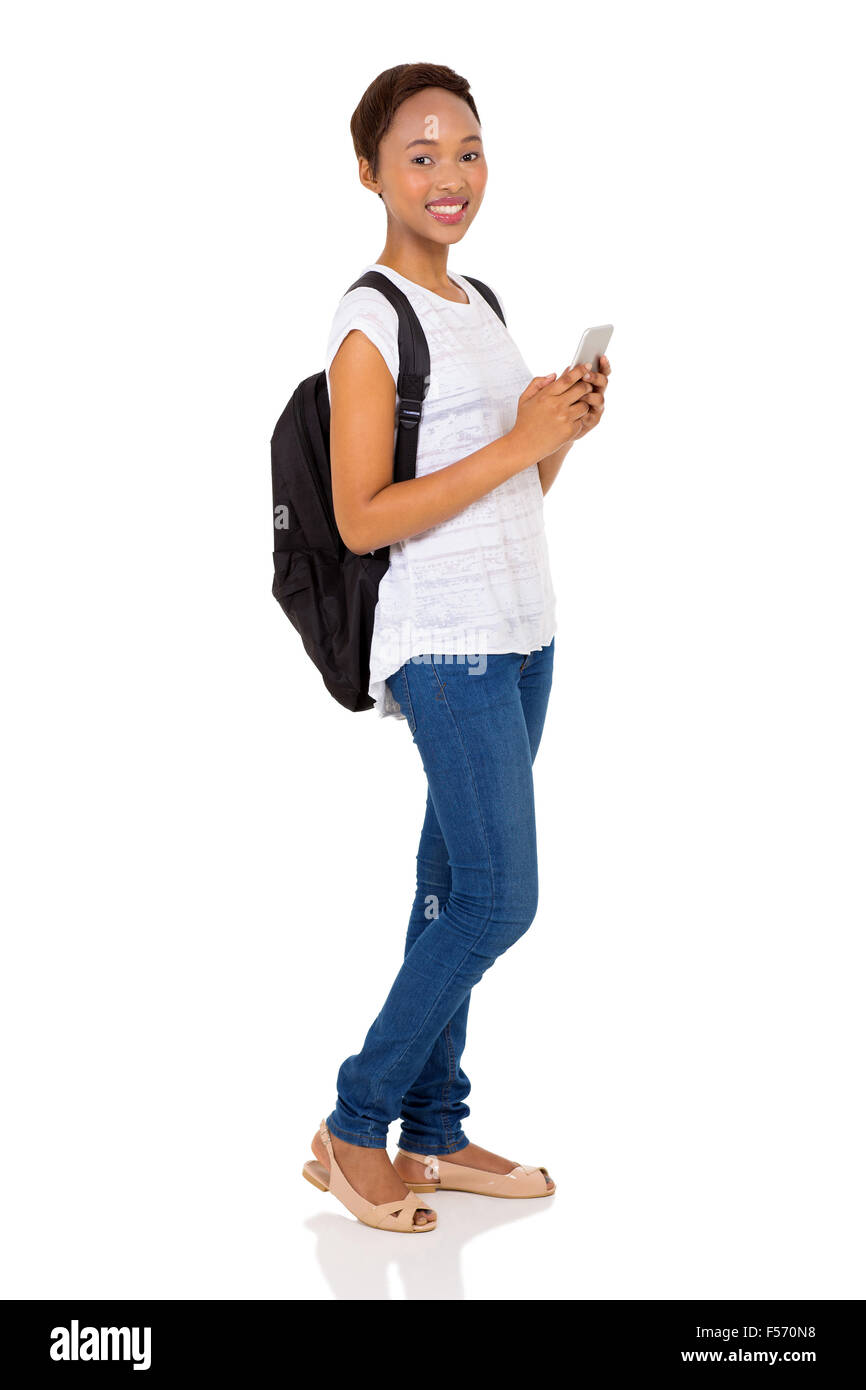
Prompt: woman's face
<box><xmin>366</xmin><ymin>87</ymin><xmax>487</xmax><ymax>243</ymax></box>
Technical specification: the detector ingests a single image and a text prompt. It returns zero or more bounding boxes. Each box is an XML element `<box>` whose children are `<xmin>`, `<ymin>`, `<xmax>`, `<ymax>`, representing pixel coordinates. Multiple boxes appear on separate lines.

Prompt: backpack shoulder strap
<box><xmin>344</xmin><ymin>271</ymin><xmax>429</xmax><ymax>485</ymax></box>
<box><xmin>461</xmin><ymin>276</ymin><xmax>506</xmax><ymax>326</ymax></box>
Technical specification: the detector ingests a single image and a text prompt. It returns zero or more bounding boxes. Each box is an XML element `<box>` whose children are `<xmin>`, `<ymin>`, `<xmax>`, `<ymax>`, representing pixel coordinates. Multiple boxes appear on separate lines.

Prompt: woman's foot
<box><xmin>311</xmin><ymin>1129</ymin><xmax>436</xmax><ymax>1226</ymax></box>
<box><xmin>393</xmin><ymin>1141</ymin><xmax>555</xmax><ymax>1191</ymax></box>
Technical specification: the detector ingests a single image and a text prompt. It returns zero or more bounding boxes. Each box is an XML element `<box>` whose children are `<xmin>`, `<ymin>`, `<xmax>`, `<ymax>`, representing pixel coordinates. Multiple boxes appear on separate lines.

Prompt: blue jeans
<box><xmin>327</xmin><ymin>637</ymin><xmax>555</xmax><ymax>1154</ymax></box>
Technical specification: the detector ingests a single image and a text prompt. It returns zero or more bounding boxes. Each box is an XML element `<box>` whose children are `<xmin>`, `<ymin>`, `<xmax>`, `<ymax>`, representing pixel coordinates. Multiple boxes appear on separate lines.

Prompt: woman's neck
<box><xmin>374</xmin><ymin>241</ymin><xmax>454</xmax><ymax>296</ymax></box>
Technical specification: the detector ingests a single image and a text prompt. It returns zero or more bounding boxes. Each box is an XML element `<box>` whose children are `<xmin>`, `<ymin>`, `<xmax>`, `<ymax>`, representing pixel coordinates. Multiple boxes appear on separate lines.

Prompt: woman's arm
<box><xmin>537</xmin><ymin>442</ymin><xmax>573</xmax><ymax>495</ymax></box>
<box><xmin>329</xmin><ymin>330</ymin><xmax>539</xmax><ymax>555</ymax></box>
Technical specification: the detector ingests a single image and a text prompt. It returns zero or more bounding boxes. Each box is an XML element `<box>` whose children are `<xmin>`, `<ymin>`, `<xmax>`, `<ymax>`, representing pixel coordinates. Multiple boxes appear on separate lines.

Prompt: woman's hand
<box><xmin>542</xmin><ymin>354</ymin><xmax>610</xmax><ymax>448</ymax></box>
<box><xmin>512</xmin><ymin>364</ymin><xmax>595</xmax><ymax>460</ymax></box>
<box><xmin>533</xmin><ymin>355</ymin><xmax>611</xmax><ymax>495</ymax></box>
<box><xmin>569</xmin><ymin>353</ymin><xmax>610</xmax><ymax>442</ymax></box>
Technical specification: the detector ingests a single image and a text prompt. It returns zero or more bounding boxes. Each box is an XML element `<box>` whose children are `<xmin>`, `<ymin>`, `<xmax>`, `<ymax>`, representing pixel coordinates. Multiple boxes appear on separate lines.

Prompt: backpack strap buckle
<box><xmin>397</xmin><ymin>370</ymin><xmax>428</xmax><ymax>431</ymax></box>
<box><xmin>398</xmin><ymin>397</ymin><xmax>423</xmax><ymax>429</ymax></box>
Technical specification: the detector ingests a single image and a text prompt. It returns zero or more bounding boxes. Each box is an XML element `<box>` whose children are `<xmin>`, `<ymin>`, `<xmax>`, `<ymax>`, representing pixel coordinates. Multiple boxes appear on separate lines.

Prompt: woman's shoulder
<box><xmin>325</xmin><ymin>275</ymin><xmax>401</xmax><ymax>390</ymax></box>
<box><xmin>327</xmin><ymin>276</ymin><xmax>400</xmax><ymax>333</ymax></box>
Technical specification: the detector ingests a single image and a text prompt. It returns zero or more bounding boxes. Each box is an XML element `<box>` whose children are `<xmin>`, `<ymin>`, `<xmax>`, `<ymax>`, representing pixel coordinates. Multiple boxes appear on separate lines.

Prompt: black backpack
<box><xmin>271</xmin><ymin>270</ymin><xmax>505</xmax><ymax>712</ymax></box>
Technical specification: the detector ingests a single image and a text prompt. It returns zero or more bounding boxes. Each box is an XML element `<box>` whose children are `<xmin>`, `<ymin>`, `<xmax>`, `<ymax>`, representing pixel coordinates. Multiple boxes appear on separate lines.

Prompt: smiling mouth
<box><xmin>425</xmin><ymin>199</ymin><xmax>469</xmax><ymax>223</ymax></box>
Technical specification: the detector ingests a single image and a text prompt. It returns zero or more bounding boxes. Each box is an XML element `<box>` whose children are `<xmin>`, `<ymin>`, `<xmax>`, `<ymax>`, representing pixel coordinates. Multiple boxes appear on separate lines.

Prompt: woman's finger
<box><xmin>552</xmin><ymin>364</ymin><xmax>591</xmax><ymax>393</ymax></box>
<box><xmin>520</xmin><ymin>373</ymin><xmax>556</xmax><ymax>401</ymax></box>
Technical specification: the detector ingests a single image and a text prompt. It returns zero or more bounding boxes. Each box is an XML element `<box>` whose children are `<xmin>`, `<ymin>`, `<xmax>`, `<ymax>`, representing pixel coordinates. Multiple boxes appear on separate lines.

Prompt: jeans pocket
<box><xmin>388</xmin><ymin>665</ymin><xmax>417</xmax><ymax>735</ymax></box>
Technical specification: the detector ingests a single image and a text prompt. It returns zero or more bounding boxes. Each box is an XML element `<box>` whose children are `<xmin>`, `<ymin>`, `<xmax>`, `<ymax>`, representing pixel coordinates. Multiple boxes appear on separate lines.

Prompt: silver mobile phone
<box><xmin>569</xmin><ymin>324</ymin><xmax>613</xmax><ymax>373</ymax></box>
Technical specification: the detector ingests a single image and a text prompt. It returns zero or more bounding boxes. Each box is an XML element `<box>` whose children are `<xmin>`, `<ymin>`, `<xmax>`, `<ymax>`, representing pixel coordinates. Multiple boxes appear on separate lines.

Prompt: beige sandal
<box><xmin>397</xmin><ymin>1147</ymin><xmax>555</xmax><ymax>1199</ymax></box>
<box><xmin>302</xmin><ymin>1121</ymin><xmax>438</xmax><ymax>1233</ymax></box>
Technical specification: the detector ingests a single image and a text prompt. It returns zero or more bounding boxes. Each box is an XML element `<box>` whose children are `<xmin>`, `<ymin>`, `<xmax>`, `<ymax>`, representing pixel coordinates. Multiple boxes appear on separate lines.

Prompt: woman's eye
<box><xmin>411</xmin><ymin>151</ymin><xmax>481</xmax><ymax>166</ymax></box>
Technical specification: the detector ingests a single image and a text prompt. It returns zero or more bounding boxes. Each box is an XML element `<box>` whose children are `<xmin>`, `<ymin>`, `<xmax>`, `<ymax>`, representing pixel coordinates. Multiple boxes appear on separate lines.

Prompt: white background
<box><xmin>2</xmin><ymin>1</ymin><xmax>863</xmax><ymax>1301</ymax></box>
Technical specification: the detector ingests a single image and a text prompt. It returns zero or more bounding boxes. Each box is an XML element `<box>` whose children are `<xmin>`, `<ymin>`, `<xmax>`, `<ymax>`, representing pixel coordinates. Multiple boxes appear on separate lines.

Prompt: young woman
<box><xmin>301</xmin><ymin>63</ymin><xmax>610</xmax><ymax>1232</ymax></box>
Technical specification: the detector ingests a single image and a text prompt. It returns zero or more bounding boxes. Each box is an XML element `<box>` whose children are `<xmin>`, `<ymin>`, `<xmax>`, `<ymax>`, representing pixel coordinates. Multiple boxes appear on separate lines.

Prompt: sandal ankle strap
<box><xmin>397</xmin><ymin>1148</ymin><xmax>440</xmax><ymax>1179</ymax></box>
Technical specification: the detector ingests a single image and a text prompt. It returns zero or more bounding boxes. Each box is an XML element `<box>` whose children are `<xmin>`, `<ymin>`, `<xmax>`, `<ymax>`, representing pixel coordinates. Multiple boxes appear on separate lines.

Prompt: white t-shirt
<box><xmin>324</xmin><ymin>262</ymin><xmax>557</xmax><ymax>720</ymax></box>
